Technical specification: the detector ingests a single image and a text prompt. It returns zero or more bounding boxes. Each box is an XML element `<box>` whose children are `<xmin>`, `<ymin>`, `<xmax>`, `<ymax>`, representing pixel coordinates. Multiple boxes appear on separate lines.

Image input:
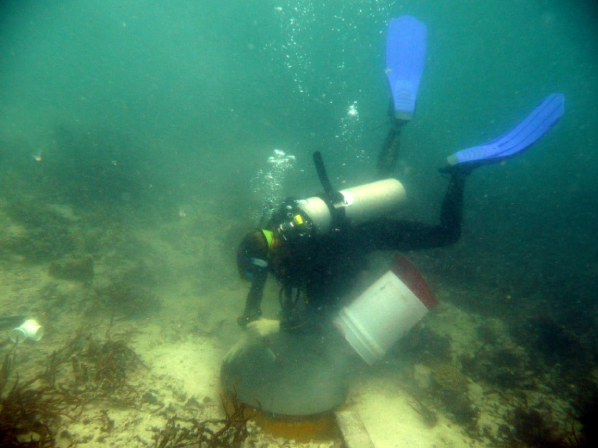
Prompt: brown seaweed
<box><xmin>0</xmin><ymin>350</ymin><xmax>79</xmax><ymax>448</ymax></box>
<box><xmin>0</xmin><ymin>328</ymin><xmax>146</xmax><ymax>447</ymax></box>
<box><xmin>151</xmin><ymin>392</ymin><xmax>258</xmax><ymax>448</ymax></box>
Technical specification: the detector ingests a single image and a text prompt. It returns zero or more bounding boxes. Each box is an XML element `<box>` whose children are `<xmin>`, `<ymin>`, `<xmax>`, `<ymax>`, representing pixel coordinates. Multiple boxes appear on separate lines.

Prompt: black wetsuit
<box><xmin>241</xmin><ymin>169</ymin><xmax>467</xmax><ymax>332</ymax></box>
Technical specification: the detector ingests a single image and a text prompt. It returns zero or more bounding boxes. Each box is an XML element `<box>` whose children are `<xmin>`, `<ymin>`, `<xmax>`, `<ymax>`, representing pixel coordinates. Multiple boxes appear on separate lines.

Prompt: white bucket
<box><xmin>333</xmin><ymin>255</ymin><xmax>437</xmax><ymax>365</ymax></box>
<box><xmin>9</xmin><ymin>319</ymin><xmax>44</xmax><ymax>343</ymax></box>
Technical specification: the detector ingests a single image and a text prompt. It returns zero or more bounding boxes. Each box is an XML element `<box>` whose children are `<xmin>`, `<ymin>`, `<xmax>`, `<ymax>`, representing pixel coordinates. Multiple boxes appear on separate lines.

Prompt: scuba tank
<box><xmin>297</xmin><ymin>177</ymin><xmax>406</xmax><ymax>234</ymax></box>
<box><xmin>274</xmin><ymin>151</ymin><xmax>406</xmax><ymax>242</ymax></box>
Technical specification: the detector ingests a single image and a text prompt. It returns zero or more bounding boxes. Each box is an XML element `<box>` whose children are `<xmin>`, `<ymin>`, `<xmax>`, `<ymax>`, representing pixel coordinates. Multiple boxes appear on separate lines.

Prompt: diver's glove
<box><xmin>237</xmin><ymin>309</ymin><xmax>262</xmax><ymax>327</ymax></box>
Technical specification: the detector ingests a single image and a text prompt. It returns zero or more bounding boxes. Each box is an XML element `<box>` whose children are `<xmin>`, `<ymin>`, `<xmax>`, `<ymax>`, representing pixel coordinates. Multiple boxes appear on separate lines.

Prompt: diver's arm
<box><xmin>237</xmin><ymin>269</ymin><xmax>268</xmax><ymax>327</ymax></box>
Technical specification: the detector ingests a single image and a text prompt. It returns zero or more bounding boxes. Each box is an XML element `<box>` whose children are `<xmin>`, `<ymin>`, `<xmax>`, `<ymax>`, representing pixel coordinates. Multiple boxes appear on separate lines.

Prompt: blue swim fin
<box><xmin>386</xmin><ymin>16</ymin><xmax>427</xmax><ymax>121</ymax></box>
<box><xmin>447</xmin><ymin>93</ymin><xmax>565</xmax><ymax>166</ymax></box>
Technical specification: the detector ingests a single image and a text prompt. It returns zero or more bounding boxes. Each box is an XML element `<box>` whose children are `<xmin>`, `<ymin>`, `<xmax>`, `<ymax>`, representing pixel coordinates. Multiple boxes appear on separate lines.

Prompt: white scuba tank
<box><xmin>297</xmin><ymin>178</ymin><xmax>406</xmax><ymax>234</ymax></box>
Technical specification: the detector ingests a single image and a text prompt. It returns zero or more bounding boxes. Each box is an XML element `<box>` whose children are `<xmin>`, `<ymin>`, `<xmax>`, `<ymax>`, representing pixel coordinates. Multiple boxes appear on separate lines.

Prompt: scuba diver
<box><xmin>235</xmin><ymin>16</ymin><xmax>565</xmax><ymax>339</ymax></box>
<box><xmin>223</xmin><ymin>17</ymin><xmax>564</xmax><ymax>419</ymax></box>
<box><xmin>236</xmin><ymin>92</ymin><xmax>564</xmax><ymax>336</ymax></box>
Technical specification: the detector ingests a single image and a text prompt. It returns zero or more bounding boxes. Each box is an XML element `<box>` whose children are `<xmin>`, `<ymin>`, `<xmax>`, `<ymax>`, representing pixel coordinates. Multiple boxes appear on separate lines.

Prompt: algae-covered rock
<box><xmin>1</xmin><ymin>200</ymin><xmax>79</xmax><ymax>262</ymax></box>
<box><xmin>49</xmin><ymin>255</ymin><xmax>94</xmax><ymax>282</ymax></box>
<box><xmin>460</xmin><ymin>342</ymin><xmax>534</xmax><ymax>390</ymax></box>
<box><xmin>93</xmin><ymin>262</ymin><xmax>161</xmax><ymax>318</ymax></box>
<box><xmin>432</xmin><ymin>364</ymin><xmax>479</xmax><ymax>426</ymax></box>
<box><xmin>433</xmin><ymin>364</ymin><xmax>469</xmax><ymax>394</ymax></box>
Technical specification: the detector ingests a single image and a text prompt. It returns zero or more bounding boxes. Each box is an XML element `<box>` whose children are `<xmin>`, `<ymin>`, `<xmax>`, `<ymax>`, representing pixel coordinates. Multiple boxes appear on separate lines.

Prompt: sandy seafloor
<box><xmin>0</xmin><ymin>197</ymin><xmax>576</xmax><ymax>448</ymax></box>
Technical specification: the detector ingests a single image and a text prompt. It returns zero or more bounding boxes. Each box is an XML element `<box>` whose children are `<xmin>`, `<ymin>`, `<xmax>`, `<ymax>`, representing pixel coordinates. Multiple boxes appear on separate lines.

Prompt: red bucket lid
<box><xmin>391</xmin><ymin>254</ymin><xmax>438</xmax><ymax>309</ymax></box>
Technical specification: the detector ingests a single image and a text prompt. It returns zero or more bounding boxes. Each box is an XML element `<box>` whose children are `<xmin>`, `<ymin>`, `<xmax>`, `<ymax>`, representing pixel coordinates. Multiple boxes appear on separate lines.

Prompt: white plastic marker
<box><xmin>10</xmin><ymin>319</ymin><xmax>44</xmax><ymax>343</ymax></box>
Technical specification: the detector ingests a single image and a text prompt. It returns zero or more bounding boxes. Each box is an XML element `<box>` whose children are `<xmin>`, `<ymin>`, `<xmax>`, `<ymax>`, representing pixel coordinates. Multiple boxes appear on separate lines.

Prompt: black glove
<box><xmin>237</xmin><ymin>309</ymin><xmax>262</xmax><ymax>327</ymax></box>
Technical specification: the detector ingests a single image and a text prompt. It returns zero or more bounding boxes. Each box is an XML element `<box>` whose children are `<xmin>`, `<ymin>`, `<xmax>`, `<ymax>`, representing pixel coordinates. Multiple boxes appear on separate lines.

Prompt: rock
<box><xmin>49</xmin><ymin>255</ymin><xmax>94</xmax><ymax>282</ymax></box>
<box><xmin>433</xmin><ymin>364</ymin><xmax>469</xmax><ymax>395</ymax></box>
<box><xmin>413</xmin><ymin>363</ymin><xmax>433</xmax><ymax>390</ymax></box>
<box><xmin>432</xmin><ymin>364</ymin><xmax>479</xmax><ymax>426</ymax></box>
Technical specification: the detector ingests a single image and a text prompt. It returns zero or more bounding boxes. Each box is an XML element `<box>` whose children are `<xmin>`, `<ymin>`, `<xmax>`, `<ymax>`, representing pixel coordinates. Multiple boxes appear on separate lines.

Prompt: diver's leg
<box><xmin>355</xmin><ymin>167</ymin><xmax>469</xmax><ymax>251</ymax></box>
<box><xmin>376</xmin><ymin>118</ymin><xmax>407</xmax><ymax>178</ymax></box>
<box><xmin>437</xmin><ymin>167</ymin><xmax>469</xmax><ymax>245</ymax></box>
